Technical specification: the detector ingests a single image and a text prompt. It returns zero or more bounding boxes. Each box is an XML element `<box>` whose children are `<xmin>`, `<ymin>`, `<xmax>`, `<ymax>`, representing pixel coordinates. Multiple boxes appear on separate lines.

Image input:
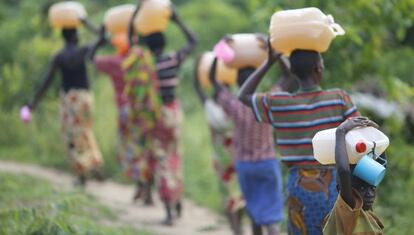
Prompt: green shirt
<box><xmin>323</xmin><ymin>190</ymin><xmax>384</xmax><ymax>235</ymax></box>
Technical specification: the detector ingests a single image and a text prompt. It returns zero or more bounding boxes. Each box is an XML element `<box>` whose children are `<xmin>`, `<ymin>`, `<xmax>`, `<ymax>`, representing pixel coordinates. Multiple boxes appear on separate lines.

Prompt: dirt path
<box><xmin>0</xmin><ymin>160</ymin><xmax>233</xmax><ymax>235</ymax></box>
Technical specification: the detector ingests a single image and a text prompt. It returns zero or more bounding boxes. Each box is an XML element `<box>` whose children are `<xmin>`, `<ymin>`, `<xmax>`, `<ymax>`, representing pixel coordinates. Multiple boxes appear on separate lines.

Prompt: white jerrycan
<box><xmin>312</xmin><ymin>126</ymin><xmax>389</xmax><ymax>165</ymax></box>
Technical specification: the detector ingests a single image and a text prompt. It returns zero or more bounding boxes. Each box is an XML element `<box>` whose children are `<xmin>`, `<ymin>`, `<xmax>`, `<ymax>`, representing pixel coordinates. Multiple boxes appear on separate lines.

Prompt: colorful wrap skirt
<box><xmin>210</xmin><ymin>128</ymin><xmax>245</xmax><ymax>213</ymax></box>
<box><xmin>117</xmin><ymin>104</ymin><xmax>156</xmax><ymax>182</ymax></box>
<box><xmin>60</xmin><ymin>89</ymin><xmax>103</xmax><ymax>175</ymax></box>
<box><xmin>153</xmin><ymin>100</ymin><xmax>183</xmax><ymax>204</ymax></box>
<box><xmin>117</xmin><ymin>46</ymin><xmax>161</xmax><ymax>183</ymax></box>
<box><xmin>287</xmin><ymin>167</ymin><xmax>337</xmax><ymax>235</ymax></box>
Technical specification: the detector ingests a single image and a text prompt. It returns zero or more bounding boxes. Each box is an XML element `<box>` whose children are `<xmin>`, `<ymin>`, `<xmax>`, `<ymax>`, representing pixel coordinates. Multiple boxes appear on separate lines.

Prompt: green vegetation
<box><xmin>0</xmin><ymin>0</ymin><xmax>414</xmax><ymax>234</ymax></box>
<box><xmin>0</xmin><ymin>172</ymin><xmax>154</xmax><ymax>235</ymax></box>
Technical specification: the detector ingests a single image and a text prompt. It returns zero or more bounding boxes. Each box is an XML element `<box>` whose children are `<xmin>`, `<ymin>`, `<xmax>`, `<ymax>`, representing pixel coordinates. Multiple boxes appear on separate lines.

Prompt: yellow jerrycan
<box><xmin>104</xmin><ymin>4</ymin><xmax>135</xmax><ymax>35</ymax></box>
<box><xmin>197</xmin><ymin>52</ymin><xmax>238</xmax><ymax>88</ymax></box>
<box><xmin>134</xmin><ymin>0</ymin><xmax>172</xmax><ymax>36</ymax></box>
<box><xmin>225</xmin><ymin>34</ymin><xmax>267</xmax><ymax>69</ymax></box>
<box><xmin>269</xmin><ymin>7</ymin><xmax>345</xmax><ymax>55</ymax></box>
<box><xmin>48</xmin><ymin>1</ymin><xmax>87</xmax><ymax>29</ymax></box>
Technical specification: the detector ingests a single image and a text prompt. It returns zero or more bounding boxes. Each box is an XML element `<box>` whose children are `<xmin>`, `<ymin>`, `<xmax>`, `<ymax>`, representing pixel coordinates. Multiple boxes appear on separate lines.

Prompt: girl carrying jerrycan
<box><xmin>321</xmin><ymin>117</ymin><xmax>387</xmax><ymax>235</ymax></box>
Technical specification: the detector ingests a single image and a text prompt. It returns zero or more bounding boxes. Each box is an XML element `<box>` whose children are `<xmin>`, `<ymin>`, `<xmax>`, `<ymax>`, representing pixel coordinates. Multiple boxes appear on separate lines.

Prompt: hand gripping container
<box><xmin>104</xmin><ymin>4</ymin><xmax>135</xmax><ymax>35</ymax></box>
<box><xmin>197</xmin><ymin>52</ymin><xmax>238</xmax><ymax>88</ymax></box>
<box><xmin>224</xmin><ymin>34</ymin><xmax>268</xmax><ymax>69</ymax></box>
<box><xmin>48</xmin><ymin>1</ymin><xmax>87</xmax><ymax>29</ymax></box>
<box><xmin>312</xmin><ymin>126</ymin><xmax>389</xmax><ymax>165</ymax></box>
<box><xmin>269</xmin><ymin>7</ymin><xmax>345</xmax><ymax>55</ymax></box>
<box><xmin>134</xmin><ymin>0</ymin><xmax>172</xmax><ymax>36</ymax></box>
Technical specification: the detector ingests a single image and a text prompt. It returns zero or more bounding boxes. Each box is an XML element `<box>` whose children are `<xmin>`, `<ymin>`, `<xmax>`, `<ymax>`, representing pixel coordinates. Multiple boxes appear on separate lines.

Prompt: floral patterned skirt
<box><xmin>287</xmin><ymin>167</ymin><xmax>337</xmax><ymax>235</ymax></box>
<box><xmin>210</xmin><ymin>128</ymin><xmax>245</xmax><ymax>213</ymax></box>
<box><xmin>60</xmin><ymin>89</ymin><xmax>103</xmax><ymax>175</ymax></box>
<box><xmin>153</xmin><ymin>100</ymin><xmax>183</xmax><ymax>204</ymax></box>
<box><xmin>117</xmin><ymin>104</ymin><xmax>157</xmax><ymax>183</ymax></box>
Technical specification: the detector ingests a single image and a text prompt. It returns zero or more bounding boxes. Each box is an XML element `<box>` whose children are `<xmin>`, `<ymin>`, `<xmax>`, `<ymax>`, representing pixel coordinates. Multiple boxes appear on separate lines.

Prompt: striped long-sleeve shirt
<box><xmin>156</xmin><ymin>44</ymin><xmax>193</xmax><ymax>104</ymax></box>
<box><xmin>251</xmin><ymin>86</ymin><xmax>359</xmax><ymax>167</ymax></box>
<box><xmin>217</xmin><ymin>88</ymin><xmax>276</xmax><ymax>162</ymax></box>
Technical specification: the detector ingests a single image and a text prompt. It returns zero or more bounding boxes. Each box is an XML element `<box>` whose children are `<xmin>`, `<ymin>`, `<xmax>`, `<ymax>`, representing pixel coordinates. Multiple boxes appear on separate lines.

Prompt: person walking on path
<box><xmin>90</xmin><ymin>26</ymin><xmax>160</xmax><ymax>204</ymax></box>
<box><xmin>129</xmin><ymin>3</ymin><xmax>197</xmax><ymax>225</ymax></box>
<box><xmin>27</xmin><ymin>21</ymin><xmax>104</xmax><ymax>186</ymax></box>
<box><xmin>210</xmin><ymin>56</ymin><xmax>286</xmax><ymax>235</ymax></box>
<box><xmin>239</xmin><ymin>47</ymin><xmax>360</xmax><ymax>235</ymax></box>
<box><xmin>194</xmin><ymin>54</ymin><xmax>246</xmax><ymax>235</ymax></box>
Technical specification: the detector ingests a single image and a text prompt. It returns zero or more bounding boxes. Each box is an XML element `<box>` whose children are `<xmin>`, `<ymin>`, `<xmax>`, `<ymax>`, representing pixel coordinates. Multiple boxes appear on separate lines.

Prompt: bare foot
<box><xmin>175</xmin><ymin>201</ymin><xmax>182</xmax><ymax>218</ymax></box>
<box><xmin>161</xmin><ymin>218</ymin><xmax>174</xmax><ymax>226</ymax></box>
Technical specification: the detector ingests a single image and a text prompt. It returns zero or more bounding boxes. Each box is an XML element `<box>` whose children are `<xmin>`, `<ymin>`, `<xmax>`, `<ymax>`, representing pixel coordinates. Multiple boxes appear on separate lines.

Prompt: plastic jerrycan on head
<box><xmin>104</xmin><ymin>4</ymin><xmax>135</xmax><ymax>35</ymax></box>
<box><xmin>225</xmin><ymin>34</ymin><xmax>267</xmax><ymax>69</ymax></box>
<box><xmin>49</xmin><ymin>1</ymin><xmax>87</xmax><ymax>29</ymax></box>
<box><xmin>312</xmin><ymin>126</ymin><xmax>389</xmax><ymax>165</ymax></box>
<box><xmin>134</xmin><ymin>0</ymin><xmax>172</xmax><ymax>36</ymax></box>
<box><xmin>269</xmin><ymin>7</ymin><xmax>345</xmax><ymax>56</ymax></box>
<box><xmin>197</xmin><ymin>52</ymin><xmax>238</xmax><ymax>88</ymax></box>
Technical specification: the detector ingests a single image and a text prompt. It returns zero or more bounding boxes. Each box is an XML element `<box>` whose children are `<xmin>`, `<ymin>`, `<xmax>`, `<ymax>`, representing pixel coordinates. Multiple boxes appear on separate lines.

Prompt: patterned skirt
<box><xmin>60</xmin><ymin>89</ymin><xmax>103</xmax><ymax>175</ymax></box>
<box><xmin>117</xmin><ymin>104</ymin><xmax>156</xmax><ymax>183</ymax></box>
<box><xmin>153</xmin><ymin>100</ymin><xmax>183</xmax><ymax>204</ymax></box>
<box><xmin>210</xmin><ymin>128</ymin><xmax>245</xmax><ymax>213</ymax></box>
<box><xmin>287</xmin><ymin>167</ymin><xmax>337</xmax><ymax>235</ymax></box>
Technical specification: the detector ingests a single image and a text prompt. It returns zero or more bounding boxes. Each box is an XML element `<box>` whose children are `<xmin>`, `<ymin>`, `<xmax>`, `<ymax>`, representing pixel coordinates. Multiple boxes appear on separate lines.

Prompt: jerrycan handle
<box><xmin>326</xmin><ymin>14</ymin><xmax>345</xmax><ymax>36</ymax></box>
<box><xmin>331</xmin><ymin>23</ymin><xmax>345</xmax><ymax>36</ymax></box>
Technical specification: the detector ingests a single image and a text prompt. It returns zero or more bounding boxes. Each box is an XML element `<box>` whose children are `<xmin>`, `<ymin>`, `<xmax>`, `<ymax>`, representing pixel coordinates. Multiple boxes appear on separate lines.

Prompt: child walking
<box><xmin>210</xmin><ymin>57</ymin><xmax>284</xmax><ymax>235</ymax></box>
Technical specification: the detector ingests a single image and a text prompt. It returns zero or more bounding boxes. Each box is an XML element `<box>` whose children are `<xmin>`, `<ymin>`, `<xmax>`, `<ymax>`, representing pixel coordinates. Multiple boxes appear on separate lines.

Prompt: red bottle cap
<box><xmin>355</xmin><ymin>142</ymin><xmax>367</xmax><ymax>153</ymax></box>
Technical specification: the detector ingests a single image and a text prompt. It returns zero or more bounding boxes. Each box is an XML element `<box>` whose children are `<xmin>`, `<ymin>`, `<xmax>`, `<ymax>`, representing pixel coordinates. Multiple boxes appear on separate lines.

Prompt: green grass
<box><xmin>0</xmin><ymin>172</ymin><xmax>155</xmax><ymax>235</ymax></box>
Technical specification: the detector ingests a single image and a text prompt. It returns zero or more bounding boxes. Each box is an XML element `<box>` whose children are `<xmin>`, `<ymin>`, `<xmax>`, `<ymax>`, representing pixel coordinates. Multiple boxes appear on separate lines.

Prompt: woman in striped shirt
<box><xmin>129</xmin><ymin>4</ymin><xmax>197</xmax><ymax>226</ymax></box>
<box><xmin>239</xmin><ymin>48</ymin><xmax>360</xmax><ymax>235</ymax></box>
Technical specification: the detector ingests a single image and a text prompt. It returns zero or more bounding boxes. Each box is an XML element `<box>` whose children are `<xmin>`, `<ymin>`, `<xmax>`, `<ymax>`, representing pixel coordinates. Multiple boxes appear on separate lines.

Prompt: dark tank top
<box><xmin>56</xmin><ymin>45</ymin><xmax>90</xmax><ymax>92</ymax></box>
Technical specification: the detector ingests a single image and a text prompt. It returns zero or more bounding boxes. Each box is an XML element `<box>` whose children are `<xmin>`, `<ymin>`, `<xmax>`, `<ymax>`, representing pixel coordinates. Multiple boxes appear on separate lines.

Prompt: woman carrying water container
<box><xmin>194</xmin><ymin>51</ymin><xmax>246</xmax><ymax>235</ymax></box>
<box><xmin>25</xmin><ymin>2</ymin><xmax>103</xmax><ymax>186</ymax></box>
<box><xmin>89</xmin><ymin>4</ymin><xmax>160</xmax><ymax>204</ymax></box>
<box><xmin>210</xmin><ymin>34</ymin><xmax>291</xmax><ymax>235</ymax></box>
<box><xmin>129</xmin><ymin>0</ymin><xmax>197</xmax><ymax>225</ymax></box>
<box><xmin>238</xmin><ymin>8</ymin><xmax>360</xmax><ymax>235</ymax></box>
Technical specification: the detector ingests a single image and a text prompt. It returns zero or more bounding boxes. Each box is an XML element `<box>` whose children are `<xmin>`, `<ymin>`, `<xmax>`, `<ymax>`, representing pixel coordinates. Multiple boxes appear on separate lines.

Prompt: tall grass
<box><xmin>0</xmin><ymin>172</ymin><xmax>154</xmax><ymax>235</ymax></box>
